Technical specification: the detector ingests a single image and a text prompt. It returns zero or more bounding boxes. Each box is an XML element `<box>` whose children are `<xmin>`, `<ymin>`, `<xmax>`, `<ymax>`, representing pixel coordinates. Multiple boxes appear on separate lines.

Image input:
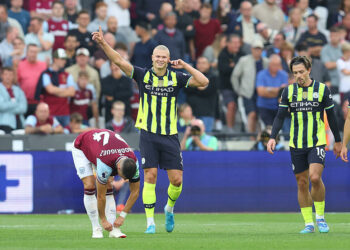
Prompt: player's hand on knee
<box><xmin>114</xmin><ymin>216</ymin><xmax>125</xmax><ymax>228</ymax></box>
<box><xmin>101</xmin><ymin>219</ymin><xmax>113</xmax><ymax>231</ymax></box>
<box><xmin>267</xmin><ymin>139</ymin><xmax>276</xmax><ymax>154</ymax></box>
<box><xmin>340</xmin><ymin>146</ymin><xmax>348</xmax><ymax>162</ymax></box>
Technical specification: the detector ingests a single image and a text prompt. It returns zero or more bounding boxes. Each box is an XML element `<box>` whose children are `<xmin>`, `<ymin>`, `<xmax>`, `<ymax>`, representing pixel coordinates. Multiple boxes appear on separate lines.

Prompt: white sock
<box><xmin>165</xmin><ymin>204</ymin><xmax>174</xmax><ymax>213</ymax></box>
<box><xmin>147</xmin><ymin>217</ymin><xmax>155</xmax><ymax>227</ymax></box>
<box><xmin>316</xmin><ymin>214</ymin><xmax>325</xmax><ymax>220</ymax></box>
<box><xmin>84</xmin><ymin>194</ymin><xmax>100</xmax><ymax>229</ymax></box>
<box><xmin>106</xmin><ymin>194</ymin><xmax>117</xmax><ymax>225</ymax></box>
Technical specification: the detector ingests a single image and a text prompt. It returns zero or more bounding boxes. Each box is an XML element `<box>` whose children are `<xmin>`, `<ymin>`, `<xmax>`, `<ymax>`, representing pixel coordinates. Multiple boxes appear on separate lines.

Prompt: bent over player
<box><xmin>72</xmin><ymin>129</ymin><xmax>140</xmax><ymax>238</ymax></box>
<box><xmin>267</xmin><ymin>56</ymin><xmax>341</xmax><ymax>234</ymax></box>
<box><xmin>92</xmin><ymin>26</ymin><xmax>209</xmax><ymax>234</ymax></box>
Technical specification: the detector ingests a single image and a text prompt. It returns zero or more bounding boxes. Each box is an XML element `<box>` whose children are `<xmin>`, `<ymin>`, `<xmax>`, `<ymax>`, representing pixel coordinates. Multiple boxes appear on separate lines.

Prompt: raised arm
<box><xmin>170</xmin><ymin>59</ymin><xmax>209</xmax><ymax>88</ymax></box>
<box><xmin>92</xmin><ymin>26</ymin><xmax>133</xmax><ymax>77</ymax></box>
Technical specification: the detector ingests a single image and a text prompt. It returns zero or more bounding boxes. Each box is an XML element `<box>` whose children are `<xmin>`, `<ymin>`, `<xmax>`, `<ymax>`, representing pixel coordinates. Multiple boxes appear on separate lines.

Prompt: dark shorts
<box><xmin>221</xmin><ymin>89</ymin><xmax>238</xmax><ymax>106</ymax></box>
<box><xmin>139</xmin><ymin>129</ymin><xmax>183</xmax><ymax>171</ymax></box>
<box><xmin>290</xmin><ymin>146</ymin><xmax>325</xmax><ymax>174</ymax></box>
<box><xmin>243</xmin><ymin>95</ymin><xmax>257</xmax><ymax>115</ymax></box>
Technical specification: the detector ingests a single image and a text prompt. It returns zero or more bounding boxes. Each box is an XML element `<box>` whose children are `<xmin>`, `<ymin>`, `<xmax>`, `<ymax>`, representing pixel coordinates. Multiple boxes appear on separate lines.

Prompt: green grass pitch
<box><xmin>1</xmin><ymin>213</ymin><xmax>350</xmax><ymax>249</ymax></box>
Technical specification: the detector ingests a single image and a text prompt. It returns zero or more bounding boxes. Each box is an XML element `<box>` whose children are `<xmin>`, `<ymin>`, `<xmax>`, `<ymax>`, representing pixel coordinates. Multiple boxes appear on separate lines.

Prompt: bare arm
<box><xmin>45</xmin><ymin>85</ymin><xmax>75</xmax><ymax>97</ymax></box>
<box><xmin>91</xmin><ymin>101</ymin><xmax>99</xmax><ymax>128</ymax></box>
<box><xmin>324</xmin><ymin>61</ymin><xmax>337</xmax><ymax>70</ymax></box>
<box><xmin>341</xmin><ymin>69</ymin><xmax>350</xmax><ymax>75</ymax></box>
<box><xmin>170</xmin><ymin>59</ymin><xmax>209</xmax><ymax>88</ymax></box>
<box><xmin>257</xmin><ymin>86</ymin><xmax>280</xmax><ymax>98</ymax></box>
<box><xmin>92</xmin><ymin>26</ymin><xmax>133</xmax><ymax>77</ymax></box>
<box><xmin>123</xmin><ymin>181</ymin><xmax>140</xmax><ymax>213</ymax></box>
<box><xmin>343</xmin><ymin>110</ymin><xmax>350</xmax><ymax>148</ymax></box>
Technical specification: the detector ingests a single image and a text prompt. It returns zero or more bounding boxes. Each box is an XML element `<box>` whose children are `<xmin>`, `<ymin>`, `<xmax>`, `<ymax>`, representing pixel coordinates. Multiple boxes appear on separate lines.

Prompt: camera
<box><xmin>190</xmin><ymin>125</ymin><xmax>201</xmax><ymax>136</ymax></box>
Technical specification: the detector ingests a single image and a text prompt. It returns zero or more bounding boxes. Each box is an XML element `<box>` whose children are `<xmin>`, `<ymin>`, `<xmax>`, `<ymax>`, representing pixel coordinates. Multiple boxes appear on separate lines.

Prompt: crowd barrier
<box><xmin>0</xmin><ymin>151</ymin><xmax>349</xmax><ymax>213</ymax></box>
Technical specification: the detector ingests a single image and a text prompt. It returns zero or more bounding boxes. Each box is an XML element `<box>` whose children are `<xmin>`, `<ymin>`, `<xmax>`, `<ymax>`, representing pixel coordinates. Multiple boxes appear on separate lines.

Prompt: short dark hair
<box><xmin>65</xmin><ymin>34</ymin><xmax>77</xmax><ymax>42</ymax></box>
<box><xmin>289</xmin><ymin>56</ymin><xmax>312</xmax><ymax>73</ymax></box>
<box><xmin>70</xmin><ymin>112</ymin><xmax>83</xmax><ymax>123</ymax></box>
<box><xmin>307</xmin><ymin>13</ymin><xmax>318</xmax><ymax>21</ymax></box>
<box><xmin>201</xmin><ymin>3</ymin><xmax>212</xmax><ymax>9</ymax></box>
<box><xmin>114</xmin><ymin>42</ymin><xmax>128</xmax><ymax>52</ymax></box>
<box><xmin>295</xmin><ymin>43</ymin><xmax>308</xmax><ymax>52</ymax></box>
<box><xmin>78</xmin><ymin>10</ymin><xmax>90</xmax><ymax>17</ymax></box>
<box><xmin>2</xmin><ymin>67</ymin><xmax>14</xmax><ymax>73</ymax></box>
<box><xmin>27</xmin><ymin>43</ymin><xmax>38</xmax><ymax>49</ymax></box>
<box><xmin>329</xmin><ymin>26</ymin><xmax>339</xmax><ymax>33</ymax></box>
<box><xmin>121</xmin><ymin>158</ymin><xmax>137</xmax><ymax>180</ymax></box>
<box><xmin>31</xmin><ymin>17</ymin><xmax>44</xmax><ymax>23</ymax></box>
<box><xmin>52</xmin><ymin>0</ymin><xmax>64</xmax><ymax>8</ymax></box>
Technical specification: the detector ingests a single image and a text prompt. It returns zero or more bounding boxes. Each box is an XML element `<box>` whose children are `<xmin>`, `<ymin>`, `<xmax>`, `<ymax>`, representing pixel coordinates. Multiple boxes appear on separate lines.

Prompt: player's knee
<box><xmin>83</xmin><ymin>182</ymin><xmax>96</xmax><ymax>190</ymax></box>
<box><xmin>309</xmin><ymin>174</ymin><xmax>321</xmax><ymax>186</ymax></box>
<box><xmin>82</xmin><ymin>176</ymin><xmax>96</xmax><ymax>190</ymax></box>
<box><xmin>144</xmin><ymin>170</ymin><xmax>157</xmax><ymax>183</ymax></box>
<box><xmin>296</xmin><ymin>177</ymin><xmax>308</xmax><ymax>190</ymax></box>
<box><xmin>171</xmin><ymin>176</ymin><xmax>182</xmax><ymax>187</ymax></box>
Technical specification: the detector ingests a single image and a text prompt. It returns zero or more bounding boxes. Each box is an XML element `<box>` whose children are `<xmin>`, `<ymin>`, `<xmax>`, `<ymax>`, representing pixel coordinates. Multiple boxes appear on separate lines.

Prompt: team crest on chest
<box><xmin>313</xmin><ymin>92</ymin><xmax>319</xmax><ymax>99</ymax></box>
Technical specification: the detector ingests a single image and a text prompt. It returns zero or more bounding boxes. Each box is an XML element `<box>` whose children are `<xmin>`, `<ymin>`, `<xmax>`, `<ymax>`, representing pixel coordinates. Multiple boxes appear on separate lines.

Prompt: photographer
<box><xmin>180</xmin><ymin>119</ymin><xmax>218</xmax><ymax>151</ymax></box>
<box><xmin>251</xmin><ymin>126</ymin><xmax>285</xmax><ymax>151</ymax></box>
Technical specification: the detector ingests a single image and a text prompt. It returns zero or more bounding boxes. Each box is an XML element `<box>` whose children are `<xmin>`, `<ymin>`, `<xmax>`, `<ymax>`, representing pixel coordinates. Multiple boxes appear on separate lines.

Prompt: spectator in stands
<box><xmin>336</xmin><ymin>42</ymin><xmax>350</xmax><ymax>105</ymax></box>
<box><xmin>63</xmin><ymin>34</ymin><xmax>79</xmax><ymax>68</ymax></box>
<box><xmin>215</xmin><ymin>0</ymin><xmax>234</xmax><ymax>33</ymax></box>
<box><xmin>180</xmin><ymin>119</ymin><xmax>218</xmax><ymax>151</ymax></box>
<box><xmin>185</xmin><ymin>56</ymin><xmax>218</xmax><ymax>132</ymax></box>
<box><xmin>218</xmin><ymin>34</ymin><xmax>245</xmax><ymax>132</ymax></box>
<box><xmin>252</xmin><ymin>0</ymin><xmax>285</xmax><ymax>31</ymax></box>
<box><xmin>151</xmin><ymin>2</ymin><xmax>173</xmax><ymax>36</ymax></box>
<box><xmin>87</xmin><ymin>2</ymin><xmax>108</xmax><ymax>33</ymax></box>
<box><xmin>68</xmin><ymin>10</ymin><xmax>95</xmax><ymax>54</ymax></box>
<box><xmin>131</xmin><ymin>21</ymin><xmax>157</xmax><ymax>68</ymax></box>
<box><xmin>227</xmin><ymin>1</ymin><xmax>259</xmax><ymax>46</ymax></box>
<box><xmin>202</xmin><ymin>34</ymin><xmax>227</xmax><ymax>70</ymax></box>
<box><xmin>283</xmin><ymin>8</ymin><xmax>308</xmax><ymax>46</ymax></box>
<box><xmin>262</xmin><ymin>32</ymin><xmax>286</xmax><ymax>58</ymax></box>
<box><xmin>66</xmin><ymin>47</ymin><xmax>101</xmax><ymax>98</ymax></box>
<box><xmin>105</xmin><ymin>0</ymin><xmax>139</xmax><ymax>47</ymax></box>
<box><xmin>4</xmin><ymin>36</ymin><xmax>25</xmax><ymax>67</ymax></box>
<box><xmin>136</xmin><ymin>0</ymin><xmax>171</xmax><ymax>22</ymax></box>
<box><xmin>0</xmin><ymin>26</ymin><xmax>18</xmax><ymax>64</ymax></box>
<box><xmin>0</xmin><ymin>4</ymin><xmax>23</xmax><ymax>41</ymax></box>
<box><xmin>280</xmin><ymin>41</ymin><xmax>295</xmax><ymax>73</ymax></box>
<box><xmin>232</xmin><ymin>39</ymin><xmax>269</xmax><ymax>137</ymax></box>
<box><xmin>336</xmin><ymin>0</ymin><xmax>350</xmax><ymax>25</ymax></box>
<box><xmin>25</xmin><ymin>17</ymin><xmax>54</xmax><ymax>63</ymax></box>
<box><xmin>64</xmin><ymin>0</ymin><xmax>78</xmax><ymax>29</ymax></box>
<box><xmin>106</xmin><ymin>16</ymin><xmax>128</xmax><ymax>48</ymax></box>
<box><xmin>28</xmin><ymin>0</ymin><xmax>53</xmax><ymax>21</ymax></box>
<box><xmin>256</xmin><ymin>54</ymin><xmax>288</xmax><ymax>126</ymax></box>
<box><xmin>255</xmin><ymin>22</ymin><xmax>278</xmax><ymax>48</ymax></box>
<box><xmin>154</xmin><ymin>11</ymin><xmax>186</xmax><ymax>61</ymax></box>
<box><xmin>24</xmin><ymin>102</ymin><xmax>63</xmax><ymax>134</ymax></box>
<box><xmin>100</xmin><ymin>63</ymin><xmax>133</xmax><ymax>123</ymax></box>
<box><xmin>63</xmin><ymin>112</ymin><xmax>91</xmax><ymax>134</ymax></box>
<box><xmin>70</xmin><ymin>70</ymin><xmax>99</xmax><ymax>127</ymax></box>
<box><xmin>106</xmin><ymin>101</ymin><xmax>135</xmax><ymax>133</ymax></box>
<box><xmin>295</xmin><ymin>0</ymin><xmax>313</xmax><ymax>22</ymax></box>
<box><xmin>321</xmin><ymin>26</ymin><xmax>342</xmax><ymax>94</ymax></box>
<box><xmin>177</xmin><ymin>103</ymin><xmax>194</xmax><ymax>133</ymax></box>
<box><xmin>0</xmin><ymin>67</ymin><xmax>27</xmax><ymax>133</ymax></box>
<box><xmin>339</xmin><ymin>12</ymin><xmax>350</xmax><ymax>41</ymax></box>
<box><xmin>8</xmin><ymin>0</ymin><xmax>30</xmax><ymax>34</ymax></box>
<box><xmin>193</xmin><ymin>3</ymin><xmax>221</xmax><ymax>59</ymax></box>
<box><xmin>295</xmin><ymin>43</ymin><xmax>331</xmax><ymax>87</ymax></box>
<box><xmin>174</xmin><ymin>0</ymin><xmax>195</xmax><ymax>62</ymax></box>
<box><xmin>93</xmin><ymin>32</ymin><xmax>116</xmax><ymax>70</ymax></box>
<box><xmin>37</xmin><ymin>48</ymin><xmax>75</xmax><ymax>127</ymax></box>
<box><xmin>296</xmin><ymin>14</ymin><xmax>327</xmax><ymax>59</ymax></box>
<box><xmin>47</xmin><ymin>0</ymin><xmax>68</xmax><ymax>51</ymax></box>
<box><xmin>17</xmin><ymin>44</ymin><xmax>46</xmax><ymax>116</ymax></box>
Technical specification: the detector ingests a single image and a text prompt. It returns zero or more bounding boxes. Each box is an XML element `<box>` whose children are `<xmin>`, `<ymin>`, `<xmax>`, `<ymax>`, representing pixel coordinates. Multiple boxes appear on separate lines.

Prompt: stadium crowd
<box><xmin>0</xmin><ymin>0</ymin><xmax>348</xmax><ymax>145</ymax></box>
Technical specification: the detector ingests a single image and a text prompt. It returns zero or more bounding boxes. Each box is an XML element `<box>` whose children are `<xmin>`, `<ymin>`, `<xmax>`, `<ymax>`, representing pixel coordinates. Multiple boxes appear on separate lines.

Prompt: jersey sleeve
<box><xmin>129</xmin><ymin>160</ymin><xmax>140</xmax><ymax>183</ymax></box>
<box><xmin>96</xmin><ymin>158</ymin><xmax>113</xmax><ymax>185</ymax></box>
<box><xmin>176</xmin><ymin>71</ymin><xmax>192</xmax><ymax>88</ymax></box>
<box><xmin>42</xmin><ymin>73</ymin><xmax>51</xmax><ymax>87</ymax></box>
<box><xmin>130</xmin><ymin>66</ymin><xmax>147</xmax><ymax>87</ymax></box>
<box><xmin>279</xmin><ymin>87</ymin><xmax>289</xmax><ymax>108</ymax></box>
<box><xmin>322</xmin><ymin>85</ymin><xmax>334</xmax><ymax>110</ymax></box>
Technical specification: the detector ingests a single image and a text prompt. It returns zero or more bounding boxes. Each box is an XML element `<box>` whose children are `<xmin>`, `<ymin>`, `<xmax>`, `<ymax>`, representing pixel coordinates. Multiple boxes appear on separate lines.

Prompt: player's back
<box><xmin>74</xmin><ymin>129</ymin><xmax>136</xmax><ymax>166</ymax></box>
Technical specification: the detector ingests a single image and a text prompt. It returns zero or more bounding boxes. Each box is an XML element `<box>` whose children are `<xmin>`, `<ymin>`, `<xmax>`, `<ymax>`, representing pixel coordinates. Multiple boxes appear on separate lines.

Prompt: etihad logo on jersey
<box><xmin>145</xmin><ymin>84</ymin><xmax>175</xmax><ymax>97</ymax></box>
<box><xmin>99</xmin><ymin>148</ymin><xmax>132</xmax><ymax>156</ymax></box>
<box><xmin>291</xmin><ymin>101</ymin><xmax>320</xmax><ymax>111</ymax></box>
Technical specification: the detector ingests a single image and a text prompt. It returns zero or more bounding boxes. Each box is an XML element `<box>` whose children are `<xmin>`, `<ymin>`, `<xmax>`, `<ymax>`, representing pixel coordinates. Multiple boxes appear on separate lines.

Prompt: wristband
<box><xmin>120</xmin><ymin>211</ymin><xmax>127</xmax><ymax>218</ymax></box>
